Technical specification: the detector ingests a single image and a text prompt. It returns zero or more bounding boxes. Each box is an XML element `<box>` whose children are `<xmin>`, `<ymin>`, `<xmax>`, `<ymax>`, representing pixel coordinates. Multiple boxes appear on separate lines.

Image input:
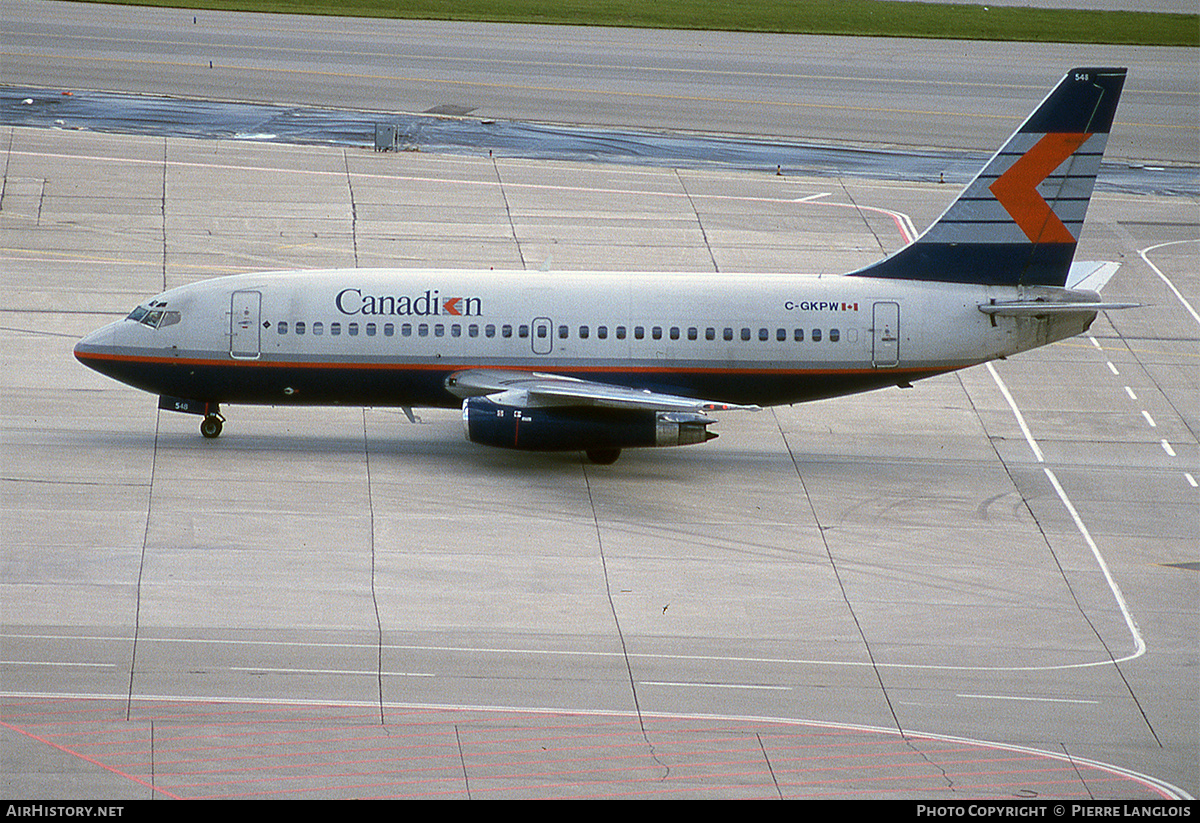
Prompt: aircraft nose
<box><xmin>73</xmin><ymin>320</ymin><xmax>119</xmax><ymax>374</ymax></box>
<box><xmin>75</xmin><ymin>323</ymin><xmax>109</xmax><ymax>355</ymax></box>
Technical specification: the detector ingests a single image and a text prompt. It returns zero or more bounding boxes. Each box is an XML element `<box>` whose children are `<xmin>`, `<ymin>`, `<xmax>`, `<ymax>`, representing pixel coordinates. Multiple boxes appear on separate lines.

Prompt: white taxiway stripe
<box><xmin>1139</xmin><ymin>240</ymin><xmax>1200</xmax><ymax>327</ymax></box>
<box><xmin>231</xmin><ymin>667</ymin><xmax>433</xmax><ymax>677</ymax></box>
<box><xmin>986</xmin><ymin>362</ymin><xmax>1044</xmax><ymax>463</ymax></box>
<box><xmin>0</xmin><ymin>661</ymin><xmax>115</xmax><ymax>668</ymax></box>
<box><xmin>1043</xmin><ymin>467</ymin><xmax>1146</xmax><ymax>660</ymax></box>
<box><xmin>640</xmin><ymin>681</ymin><xmax>791</xmax><ymax>691</ymax></box>
<box><xmin>957</xmin><ymin>693</ymin><xmax>1100</xmax><ymax>705</ymax></box>
<box><xmin>987</xmin><ymin>363</ymin><xmax>1146</xmax><ymax>663</ymax></box>
<box><xmin>0</xmin><ymin>633</ymin><xmax>1147</xmax><ymax>674</ymax></box>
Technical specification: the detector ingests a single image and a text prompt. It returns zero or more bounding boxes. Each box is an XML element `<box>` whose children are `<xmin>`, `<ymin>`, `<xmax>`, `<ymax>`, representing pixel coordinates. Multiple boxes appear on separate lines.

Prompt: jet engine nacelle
<box><xmin>461</xmin><ymin>396</ymin><xmax>716</xmax><ymax>456</ymax></box>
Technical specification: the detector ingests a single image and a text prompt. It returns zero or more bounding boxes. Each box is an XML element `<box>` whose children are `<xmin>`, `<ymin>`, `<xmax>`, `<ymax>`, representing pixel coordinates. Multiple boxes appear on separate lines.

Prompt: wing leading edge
<box><xmin>444</xmin><ymin>369</ymin><xmax>761</xmax><ymax>412</ymax></box>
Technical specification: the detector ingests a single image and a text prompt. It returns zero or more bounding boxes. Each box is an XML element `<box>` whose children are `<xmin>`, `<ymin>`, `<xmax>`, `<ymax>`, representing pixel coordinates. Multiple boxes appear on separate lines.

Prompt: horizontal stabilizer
<box><xmin>979</xmin><ymin>299</ymin><xmax>1139</xmax><ymax>316</ymax></box>
<box><xmin>1065</xmin><ymin>261</ymin><xmax>1121</xmax><ymax>291</ymax></box>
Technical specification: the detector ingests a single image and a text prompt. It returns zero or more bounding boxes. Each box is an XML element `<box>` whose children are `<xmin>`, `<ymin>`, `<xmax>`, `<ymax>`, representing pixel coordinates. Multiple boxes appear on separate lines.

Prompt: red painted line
<box><xmin>123</xmin><ymin>746</ymin><xmax>468</xmax><ymax>776</ymax></box>
<box><xmin>0</xmin><ymin>718</ymin><xmax>183</xmax><ymax>800</ymax></box>
<box><xmin>115</xmin><ymin>731</ymin><xmax>463</xmax><ymax>769</ymax></box>
<box><xmin>75</xmin><ymin>350</ymin><xmax>945</xmax><ymax>378</ymax></box>
<box><xmin>181</xmin><ymin>765</ymin><xmax>472</xmax><ymax>799</ymax></box>
<box><xmin>7</xmin><ymin>698</ymin><xmax>1176</xmax><ymax>800</ymax></box>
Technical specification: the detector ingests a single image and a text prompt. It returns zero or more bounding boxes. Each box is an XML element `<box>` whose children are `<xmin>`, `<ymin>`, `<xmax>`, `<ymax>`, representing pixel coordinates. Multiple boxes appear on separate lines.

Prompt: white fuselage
<box><xmin>74</xmin><ymin>268</ymin><xmax>1090</xmax><ymax>411</ymax></box>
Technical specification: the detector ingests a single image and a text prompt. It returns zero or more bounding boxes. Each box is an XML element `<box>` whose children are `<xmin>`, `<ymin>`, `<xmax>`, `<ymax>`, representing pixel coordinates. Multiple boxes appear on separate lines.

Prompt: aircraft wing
<box><xmin>444</xmin><ymin>368</ymin><xmax>760</xmax><ymax>413</ymax></box>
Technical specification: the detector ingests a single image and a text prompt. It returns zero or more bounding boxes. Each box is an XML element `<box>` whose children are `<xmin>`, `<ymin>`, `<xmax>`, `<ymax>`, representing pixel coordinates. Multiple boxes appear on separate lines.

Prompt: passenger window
<box><xmin>434</xmin><ymin>324</ymin><xmax>444</xmax><ymax>337</ymax></box>
<box><xmin>313</xmin><ymin>322</ymin><xmax>324</xmax><ymax>336</ymax></box>
<box><xmin>558</xmin><ymin>325</ymin><xmax>568</xmax><ymax>339</ymax></box>
<box><xmin>687</xmin><ymin>327</ymin><xmax>697</xmax><ymax>341</ymax></box>
<box><xmin>830</xmin><ymin>328</ymin><xmax>840</xmax><ymax>342</ymax></box>
<box><xmin>330</xmin><ymin>322</ymin><xmax>341</xmax><ymax>336</ymax></box>
<box><xmin>776</xmin><ymin>328</ymin><xmax>786</xmax><ymax>341</ymax></box>
<box><xmin>616</xmin><ymin>326</ymin><xmax>626</xmax><ymax>340</ymax></box>
<box><xmin>758</xmin><ymin>328</ymin><xmax>769</xmax><ymax>341</ymax></box>
<box><xmin>579</xmin><ymin>326</ymin><xmax>589</xmax><ymax>339</ymax></box>
<box><xmin>295</xmin><ymin>321</ymin><xmax>306</xmax><ymax>335</ymax></box>
<box><xmin>518</xmin><ymin>325</ymin><xmax>529</xmax><ymax>338</ymax></box>
<box><xmin>651</xmin><ymin>326</ymin><xmax>662</xmax><ymax>340</ymax></box>
<box><xmin>706</xmin><ymin>327</ymin><xmax>715</xmax><ymax>341</ymax></box>
<box><xmin>278</xmin><ymin>321</ymin><xmax>288</xmax><ymax>335</ymax></box>
<box><xmin>349</xmin><ymin>323</ymin><xmax>359</xmax><ymax>336</ymax></box>
<box><xmin>723</xmin><ymin>328</ymin><xmax>733</xmax><ymax>341</ymax></box>
<box><xmin>418</xmin><ymin>324</ymin><xmax>429</xmax><ymax>337</ymax></box>
<box><xmin>597</xmin><ymin>326</ymin><xmax>608</xmax><ymax>340</ymax></box>
<box><xmin>634</xmin><ymin>326</ymin><xmax>645</xmax><ymax>340</ymax></box>
<box><xmin>503</xmin><ymin>325</ymin><xmax>513</xmax><ymax>338</ymax></box>
<box><xmin>366</xmin><ymin>323</ymin><xmax>376</xmax><ymax>336</ymax></box>
<box><xmin>741</xmin><ymin>328</ymin><xmax>751</xmax><ymax>341</ymax></box>
<box><xmin>450</xmin><ymin>324</ymin><xmax>461</xmax><ymax>338</ymax></box>
<box><xmin>794</xmin><ymin>328</ymin><xmax>804</xmax><ymax>342</ymax></box>
<box><xmin>384</xmin><ymin>323</ymin><xmax>394</xmax><ymax>337</ymax></box>
<box><xmin>468</xmin><ymin>324</ymin><xmax>479</xmax><ymax>338</ymax></box>
<box><xmin>401</xmin><ymin>323</ymin><xmax>412</xmax><ymax>337</ymax></box>
<box><xmin>812</xmin><ymin>328</ymin><xmax>822</xmax><ymax>342</ymax></box>
<box><xmin>485</xmin><ymin>324</ymin><xmax>496</xmax><ymax>338</ymax></box>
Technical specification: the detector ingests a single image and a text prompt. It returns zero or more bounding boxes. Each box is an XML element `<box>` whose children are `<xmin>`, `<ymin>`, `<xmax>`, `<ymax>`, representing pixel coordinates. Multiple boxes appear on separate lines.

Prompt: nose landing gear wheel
<box><xmin>200</xmin><ymin>415</ymin><xmax>224</xmax><ymax>439</ymax></box>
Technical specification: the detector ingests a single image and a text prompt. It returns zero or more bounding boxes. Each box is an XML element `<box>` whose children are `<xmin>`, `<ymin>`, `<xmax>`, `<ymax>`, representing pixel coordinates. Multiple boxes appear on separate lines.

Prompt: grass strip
<box><xmin>77</xmin><ymin>0</ymin><xmax>1198</xmax><ymax>47</ymax></box>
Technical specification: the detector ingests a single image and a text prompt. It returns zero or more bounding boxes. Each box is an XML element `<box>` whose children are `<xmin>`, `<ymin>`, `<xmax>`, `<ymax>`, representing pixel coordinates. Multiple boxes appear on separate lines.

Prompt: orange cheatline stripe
<box><xmin>989</xmin><ymin>132</ymin><xmax>1090</xmax><ymax>244</ymax></box>
<box><xmin>75</xmin><ymin>350</ymin><xmax>954</xmax><ymax>378</ymax></box>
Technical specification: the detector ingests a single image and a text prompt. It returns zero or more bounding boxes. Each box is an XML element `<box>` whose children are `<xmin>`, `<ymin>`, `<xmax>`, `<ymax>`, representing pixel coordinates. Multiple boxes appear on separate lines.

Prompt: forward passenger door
<box><xmin>230</xmin><ymin>290</ymin><xmax>262</xmax><ymax>359</ymax></box>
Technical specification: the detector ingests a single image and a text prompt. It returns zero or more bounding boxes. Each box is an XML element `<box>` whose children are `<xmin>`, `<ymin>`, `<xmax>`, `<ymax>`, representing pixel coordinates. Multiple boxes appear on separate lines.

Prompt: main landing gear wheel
<box><xmin>585</xmin><ymin>448</ymin><xmax>621</xmax><ymax>465</ymax></box>
<box><xmin>200</xmin><ymin>415</ymin><xmax>224</xmax><ymax>439</ymax></box>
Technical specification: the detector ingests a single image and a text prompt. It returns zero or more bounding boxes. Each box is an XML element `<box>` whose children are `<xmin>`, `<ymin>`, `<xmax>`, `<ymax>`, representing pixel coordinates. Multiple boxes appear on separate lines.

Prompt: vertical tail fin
<box><xmin>854</xmin><ymin>68</ymin><xmax>1126</xmax><ymax>287</ymax></box>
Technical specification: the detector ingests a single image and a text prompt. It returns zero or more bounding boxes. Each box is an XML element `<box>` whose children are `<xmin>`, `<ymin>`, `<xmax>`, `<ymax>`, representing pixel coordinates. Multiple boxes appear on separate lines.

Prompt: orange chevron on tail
<box><xmin>989</xmin><ymin>132</ymin><xmax>1091</xmax><ymax>244</ymax></box>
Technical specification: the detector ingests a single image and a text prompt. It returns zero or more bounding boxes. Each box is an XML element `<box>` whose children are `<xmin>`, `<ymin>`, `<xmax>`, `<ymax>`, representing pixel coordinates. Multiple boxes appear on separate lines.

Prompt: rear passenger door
<box><xmin>872</xmin><ymin>301</ymin><xmax>899</xmax><ymax>368</ymax></box>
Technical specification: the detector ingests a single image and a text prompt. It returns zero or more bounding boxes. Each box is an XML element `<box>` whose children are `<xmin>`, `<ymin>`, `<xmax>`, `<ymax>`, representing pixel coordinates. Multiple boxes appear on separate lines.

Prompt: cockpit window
<box><xmin>125</xmin><ymin>304</ymin><xmax>181</xmax><ymax>329</ymax></box>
